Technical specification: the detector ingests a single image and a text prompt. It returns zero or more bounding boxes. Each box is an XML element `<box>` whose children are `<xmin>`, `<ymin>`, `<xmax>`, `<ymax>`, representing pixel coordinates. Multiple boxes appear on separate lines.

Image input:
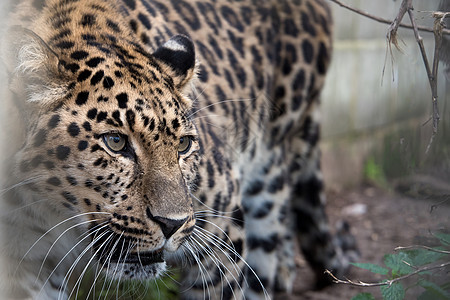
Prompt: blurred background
<box><xmin>321</xmin><ymin>0</ymin><xmax>450</xmax><ymax>190</ymax></box>
<box><xmin>295</xmin><ymin>1</ymin><xmax>450</xmax><ymax>298</ymax></box>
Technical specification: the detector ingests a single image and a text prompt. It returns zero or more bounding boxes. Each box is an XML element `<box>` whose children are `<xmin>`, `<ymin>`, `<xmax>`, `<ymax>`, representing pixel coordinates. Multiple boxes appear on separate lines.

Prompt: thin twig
<box><xmin>387</xmin><ymin>0</ymin><xmax>411</xmax><ymax>51</ymax></box>
<box><xmin>395</xmin><ymin>245</ymin><xmax>450</xmax><ymax>255</ymax></box>
<box><xmin>327</xmin><ymin>0</ymin><xmax>450</xmax><ymax>36</ymax></box>
<box><xmin>430</xmin><ymin>196</ymin><xmax>450</xmax><ymax>213</ymax></box>
<box><xmin>325</xmin><ymin>261</ymin><xmax>450</xmax><ymax>287</ymax></box>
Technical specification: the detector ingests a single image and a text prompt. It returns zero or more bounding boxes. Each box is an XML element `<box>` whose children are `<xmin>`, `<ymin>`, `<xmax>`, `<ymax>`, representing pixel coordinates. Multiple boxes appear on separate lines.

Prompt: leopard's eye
<box><xmin>178</xmin><ymin>136</ymin><xmax>192</xmax><ymax>155</ymax></box>
<box><xmin>103</xmin><ymin>133</ymin><xmax>127</xmax><ymax>152</ymax></box>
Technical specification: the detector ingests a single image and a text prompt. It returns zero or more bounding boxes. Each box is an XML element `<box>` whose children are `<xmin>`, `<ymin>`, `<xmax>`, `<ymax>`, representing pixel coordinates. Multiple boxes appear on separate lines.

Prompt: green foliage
<box><xmin>418</xmin><ymin>279</ymin><xmax>450</xmax><ymax>300</ymax></box>
<box><xmin>352</xmin><ymin>233</ymin><xmax>450</xmax><ymax>300</ymax></box>
<box><xmin>383</xmin><ymin>252</ymin><xmax>413</xmax><ymax>277</ymax></box>
<box><xmin>363</xmin><ymin>157</ymin><xmax>386</xmax><ymax>186</ymax></box>
<box><xmin>351</xmin><ymin>262</ymin><xmax>389</xmax><ymax>275</ymax></box>
<box><xmin>74</xmin><ymin>270</ymin><xmax>180</xmax><ymax>300</ymax></box>
<box><xmin>380</xmin><ymin>283</ymin><xmax>405</xmax><ymax>300</ymax></box>
<box><xmin>351</xmin><ymin>292</ymin><xmax>376</xmax><ymax>300</ymax></box>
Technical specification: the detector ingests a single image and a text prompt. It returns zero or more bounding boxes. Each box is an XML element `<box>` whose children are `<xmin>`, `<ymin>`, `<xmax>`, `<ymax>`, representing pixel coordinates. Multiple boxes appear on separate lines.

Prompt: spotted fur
<box><xmin>0</xmin><ymin>0</ymin><xmax>357</xmax><ymax>299</ymax></box>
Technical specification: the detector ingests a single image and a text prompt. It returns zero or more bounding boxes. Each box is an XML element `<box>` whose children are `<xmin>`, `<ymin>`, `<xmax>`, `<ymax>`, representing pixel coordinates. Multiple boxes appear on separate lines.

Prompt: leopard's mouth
<box><xmin>93</xmin><ymin>226</ymin><xmax>165</xmax><ymax>267</ymax></box>
<box><xmin>92</xmin><ymin>228</ymin><xmax>167</xmax><ymax>280</ymax></box>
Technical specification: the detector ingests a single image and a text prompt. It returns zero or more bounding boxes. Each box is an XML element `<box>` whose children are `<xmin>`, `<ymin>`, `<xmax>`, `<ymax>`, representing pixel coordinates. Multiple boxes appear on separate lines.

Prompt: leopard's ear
<box><xmin>3</xmin><ymin>26</ymin><xmax>69</xmax><ymax>107</ymax></box>
<box><xmin>152</xmin><ymin>35</ymin><xmax>197</xmax><ymax>90</ymax></box>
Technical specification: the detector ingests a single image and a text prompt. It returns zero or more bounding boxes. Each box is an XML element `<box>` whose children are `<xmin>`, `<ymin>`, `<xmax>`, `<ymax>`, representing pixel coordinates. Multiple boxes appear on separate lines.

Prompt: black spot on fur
<box><xmin>78</xmin><ymin>140</ymin><xmax>88</xmax><ymax>151</ymax></box>
<box><xmin>317</xmin><ymin>42</ymin><xmax>329</xmax><ymax>75</ymax></box>
<box><xmin>75</xmin><ymin>91</ymin><xmax>89</xmax><ymax>106</ymax></box>
<box><xmin>83</xmin><ymin>121</ymin><xmax>92</xmax><ymax>131</ymax></box>
<box><xmin>268</xmin><ymin>174</ymin><xmax>285</xmax><ymax>193</ymax></box>
<box><xmin>67</xmin><ymin>123</ymin><xmax>80</xmax><ymax>137</ymax></box>
<box><xmin>231</xmin><ymin>206</ymin><xmax>244</xmax><ymax>228</ymax></box>
<box><xmin>96</xmin><ymin>111</ymin><xmax>107</xmax><ymax>123</ymax></box>
<box><xmin>106</xmin><ymin>19</ymin><xmax>121</xmax><ymax>32</ymax></box>
<box><xmin>62</xmin><ymin>191</ymin><xmax>78</xmax><ymax>205</ymax></box>
<box><xmin>253</xmin><ymin>201</ymin><xmax>274</xmax><ymax>218</ymax></box>
<box><xmin>87</xmin><ymin>108</ymin><xmax>97</xmax><ymax>120</ymax></box>
<box><xmin>172</xmin><ymin>119</ymin><xmax>180</xmax><ymax>130</ymax></box>
<box><xmin>246</xmin><ymin>268</ymin><xmax>268</xmax><ymax>293</ymax></box>
<box><xmin>86</xmin><ymin>57</ymin><xmax>105</xmax><ymax>68</ymax></box>
<box><xmin>44</xmin><ymin>161</ymin><xmax>55</xmax><ymax>170</ymax></box>
<box><xmin>34</xmin><ymin>129</ymin><xmax>47</xmax><ymax>147</ymax></box>
<box><xmin>116</xmin><ymin>93</ymin><xmax>128</xmax><ymax>109</ymax></box>
<box><xmin>66</xmin><ymin>176</ymin><xmax>78</xmax><ymax>186</ymax></box>
<box><xmin>56</xmin><ymin>145</ymin><xmax>70</xmax><ymax>161</ymax></box>
<box><xmin>293</xmin><ymin>69</ymin><xmax>305</xmax><ymax>91</ymax></box>
<box><xmin>63</xmin><ymin>63</ymin><xmax>80</xmax><ymax>73</ymax></box>
<box><xmin>97</xmin><ymin>96</ymin><xmax>109</xmax><ymax>102</ymax></box>
<box><xmin>103</xmin><ymin>76</ymin><xmax>115</xmax><ymax>89</ymax></box>
<box><xmin>244</xmin><ymin>180</ymin><xmax>264</xmax><ymax>196</ymax></box>
<box><xmin>138</xmin><ymin>12</ymin><xmax>151</xmax><ymax>29</ymax></box>
<box><xmin>302</xmin><ymin>39</ymin><xmax>314</xmax><ymax>64</ymax></box>
<box><xmin>48</xmin><ymin>114</ymin><xmax>61</xmax><ymax>129</ymax></box>
<box><xmin>77</xmin><ymin>69</ymin><xmax>92</xmax><ymax>82</ymax></box>
<box><xmin>71</xmin><ymin>50</ymin><xmax>89</xmax><ymax>60</ymax></box>
<box><xmin>47</xmin><ymin>177</ymin><xmax>61</xmax><ymax>186</ymax></box>
<box><xmin>55</xmin><ymin>41</ymin><xmax>75</xmax><ymax>49</ymax></box>
<box><xmin>126</xmin><ymin>110</ymin><xmax>136</xmax><ymax>132</ymax></box>
<box><xmin>81</xmin><ymin>14</ymin><xmax>96</xmax><ymax>27</ymax></box>
<box><xmin>247</xmin><ymin>233</ymin><xmax>278</xmax><ymax>252</ymax></box>
<box><xmin>284</xmin><ymin>18</ymin><xmax>299</xmax><ymax>37</ymax></box>
<box><xmin>171</xmin><ymin>0</ymin><xmax>200</xmax><ymax>30</ymax></box>
<box><xmin>301</xmin><ymin>12</ymin><xmax>316</xmax><ymax>37</ymax></box>
<box><xmin>90</xmin><ymin>70</ymin><xmax>104</xmax><ymax>86</ymax></box>
<box><xmin>124</xmin><ymin>0</ymin><xmax>136</xmax><ymax>10</ymax></box>
<box><xmin>93</xmin><ymin>157</ymin><xmax>104</xmax><ymax>166</ymax></box>
<box><xmin>221</xmin><ymin>5</ymin><xmax>244</xmax><ymax>32</ymax></box>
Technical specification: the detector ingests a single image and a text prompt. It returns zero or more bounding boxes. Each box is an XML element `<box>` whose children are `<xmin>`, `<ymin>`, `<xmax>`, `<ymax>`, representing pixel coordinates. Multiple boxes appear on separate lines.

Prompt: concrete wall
<box><xmin>321</xmin><ymin>0</ymin><xmax>450</xmax><ymax>189</ymax></box>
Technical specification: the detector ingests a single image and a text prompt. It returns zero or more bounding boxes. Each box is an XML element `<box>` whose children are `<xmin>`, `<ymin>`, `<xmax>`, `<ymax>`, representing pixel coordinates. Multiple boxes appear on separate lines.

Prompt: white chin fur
<box><xmin>103</xmin><ymin>261</ymin><xmax>166</xmax><ymax>280</ymax></box>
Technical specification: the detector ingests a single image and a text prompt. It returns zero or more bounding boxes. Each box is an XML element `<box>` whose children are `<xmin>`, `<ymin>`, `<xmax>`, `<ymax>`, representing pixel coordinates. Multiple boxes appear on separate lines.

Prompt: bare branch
<box><xmin>395</xmin><ymin>245</ymin><xmax>450</xmax><ymax>255</ymax></box>
<box><xmin>387</xmin><ymin>0</ymin><xmax>411</xmax><ymax>51</ymax></box>
<box><xmin>325</xmin><ymin>261</ymin><xmax>450</xmax><ymax>287</ymax></box>
<box><xmin>430</xmin><ymin>196</ymin><xmax>450</xmax><ymax>212</ymax></box>
<box><xmin>327</xmin><ymin>0</ymin><xmax>450</xmax><ymax>36</ymax></box>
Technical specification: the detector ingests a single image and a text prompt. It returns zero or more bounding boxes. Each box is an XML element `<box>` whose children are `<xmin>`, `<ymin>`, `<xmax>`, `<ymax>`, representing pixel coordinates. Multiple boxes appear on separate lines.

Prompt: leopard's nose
<box><xmin>147</xmin><ymin>211</ymin><xmax>188</xmax><ymax>239</ymax></box>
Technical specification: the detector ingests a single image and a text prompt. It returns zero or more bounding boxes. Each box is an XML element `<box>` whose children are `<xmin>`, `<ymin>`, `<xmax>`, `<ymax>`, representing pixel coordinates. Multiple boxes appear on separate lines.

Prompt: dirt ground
<box><xmin>284</xmin><ymin>174</ymin><xmax>450</xmax><ymax>299</ymax></box>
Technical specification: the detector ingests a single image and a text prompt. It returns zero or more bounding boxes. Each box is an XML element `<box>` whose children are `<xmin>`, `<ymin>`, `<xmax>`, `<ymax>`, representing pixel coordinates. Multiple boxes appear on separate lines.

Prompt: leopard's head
<box><xmin>6</xmin><ymin>28</ymin><xmax>201</xmax><ymax>279</ymax></box>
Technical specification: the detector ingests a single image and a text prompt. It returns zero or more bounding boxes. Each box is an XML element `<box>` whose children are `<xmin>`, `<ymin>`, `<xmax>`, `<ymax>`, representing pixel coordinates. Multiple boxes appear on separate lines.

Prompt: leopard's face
<box><xmin>13</xmin><ymin>34</ymin><xmax>200</xmax><ymax>279</ymax></box>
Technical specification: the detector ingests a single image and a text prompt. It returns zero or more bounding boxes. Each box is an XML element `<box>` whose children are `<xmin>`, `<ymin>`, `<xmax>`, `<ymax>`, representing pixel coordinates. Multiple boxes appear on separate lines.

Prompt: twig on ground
<box><xmin>395</xmin><ymin>245</ymin><xmax>450</xmax><ymax>255</ymax></box>
<box><xmin>430</xmin><ymin>196</ymin><xmax>450</xmax><ymax>212</ymax></box>
<box><xmin>325</xmin><ymin>261</ymin><xmax>450</xmax><ymax>287</ymax></box>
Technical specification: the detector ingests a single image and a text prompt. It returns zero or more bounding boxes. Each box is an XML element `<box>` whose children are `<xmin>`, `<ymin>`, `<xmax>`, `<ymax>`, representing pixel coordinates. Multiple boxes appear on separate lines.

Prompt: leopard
<box><xmin>0</xmin><ymin>0</ymin><xmax>358</xmax><ymax>299</ymax></box>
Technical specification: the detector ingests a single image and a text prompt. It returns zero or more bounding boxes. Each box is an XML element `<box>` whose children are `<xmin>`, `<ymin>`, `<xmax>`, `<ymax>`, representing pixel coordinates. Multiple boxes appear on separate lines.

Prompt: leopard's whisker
<box><xmin>87</xmin><ymin>232</ymin><xmax>120</xmax><ymax>299</ymax></box>
<box><xmin>101</xmin><ymin>231</ymin><xmax>125</xmax><ymax>300</ymax></box>
<box><xmin>184</xmin><ymin>237</ymin><xmax>213</xmax><ymax>300</ymax></box>
<box><xmin>69</xmin><ymin>229</ymin><xmax>115</xmax><ymax>300</ymax></box>
<box><xmin>194</xmin><ymin>225</ymin><xmax>271</xmax><ymax>299</ymax></box>
<box><xmin>49</xmin><ymin>226</ymin><xmax>110</xmax><ymax>300</ymax></box>
<box><xmin>188</xmin><ymin>97</ymin><xmax>256</xmax><ymax>118</ymax></box>
<box><xmin>36</xmin><ymin>218</ymin><xmax>105</xmax><ymax>282</ymax></box>
<box><xmin>0</xmin><ymin>175</ymin><xmax>44</xmax><ymax>195</ymax></box>
<box><xmin>191</xmin><ymin>233</ymin><xmax>241</xmax><ymax>300</ymax></box>
<box><xmin>16</xmin><ymin>212</ymin><xmax>111</xmax><ymax>277</ymax></box>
